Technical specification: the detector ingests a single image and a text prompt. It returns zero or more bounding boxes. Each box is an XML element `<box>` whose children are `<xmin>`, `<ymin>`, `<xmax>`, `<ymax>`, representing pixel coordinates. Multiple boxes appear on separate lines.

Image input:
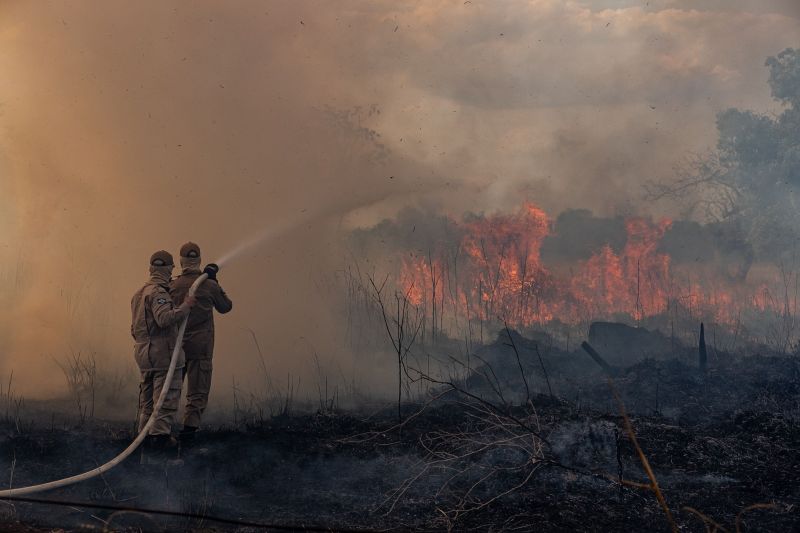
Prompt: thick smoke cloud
<box><xmin>0</xmin><ymin>1</ymin><xmax>797</xmax><ymax>400</ymax></box>
<box><xmin>0</xmin><ymin>1</ymin><xmax>425</xmax><ymax>395</ymax></box>
<box><xmin>346</xmin><ymin>1</ymin><xmax>798</xmax><ymax>218</ymax></box>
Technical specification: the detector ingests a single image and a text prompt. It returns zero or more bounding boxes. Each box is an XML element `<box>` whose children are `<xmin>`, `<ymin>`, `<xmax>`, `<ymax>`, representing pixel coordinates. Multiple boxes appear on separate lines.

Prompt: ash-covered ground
<box><xmin>1</xmin><ymin>325</ymin><xmax>798</xmax><ymax>532</ymax></box>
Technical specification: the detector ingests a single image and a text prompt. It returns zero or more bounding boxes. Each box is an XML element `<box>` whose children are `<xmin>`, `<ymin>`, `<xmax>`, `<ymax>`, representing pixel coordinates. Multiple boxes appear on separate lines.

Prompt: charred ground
<box><xmin>0</xmin><ymin>325</ymin><xmax>798</xmax><ymax>531</ymax></box>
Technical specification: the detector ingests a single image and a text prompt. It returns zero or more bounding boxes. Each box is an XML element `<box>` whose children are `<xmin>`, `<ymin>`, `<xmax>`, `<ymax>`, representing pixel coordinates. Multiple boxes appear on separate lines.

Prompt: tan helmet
<box><xmin>149</xmin><ymin>250</ymin><xmax>174</xmax><ymax>267</ymax></box>
<box><xmin>180</xmin><ymin>241</ymin><xmax>201</xmax><ymax>259</ymax></box>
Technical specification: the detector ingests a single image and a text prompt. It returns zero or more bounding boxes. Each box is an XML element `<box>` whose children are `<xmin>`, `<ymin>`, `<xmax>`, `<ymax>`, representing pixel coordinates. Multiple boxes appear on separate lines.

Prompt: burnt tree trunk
<box><xmin>699</xmin><ymin>322</ymin><xmax>708</xmax><ymax>376</ymax></box>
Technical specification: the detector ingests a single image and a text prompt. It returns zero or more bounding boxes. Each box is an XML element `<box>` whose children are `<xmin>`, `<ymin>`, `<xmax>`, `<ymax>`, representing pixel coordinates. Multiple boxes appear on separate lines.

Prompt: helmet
<box><xmin>149</xmin><ymin>250</ymin><xmax>174</xmax><ymax>267</ymax></box>
<box><xmin>180</xmin><ymin>241</ymin><xmax>201</xmax><ymax>259</ymax></box>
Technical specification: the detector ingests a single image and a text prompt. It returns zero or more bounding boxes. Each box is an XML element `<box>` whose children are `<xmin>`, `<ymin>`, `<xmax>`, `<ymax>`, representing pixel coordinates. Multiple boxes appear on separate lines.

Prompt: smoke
<box><xmin>0</xmin><ymin>1</ymin><xmax>429</xmax><ymax>395</ymax></box>
<box><xmin>0</xmin><ymin>1</ymin><xmax>797</xmax><ymax>399</ymax></box>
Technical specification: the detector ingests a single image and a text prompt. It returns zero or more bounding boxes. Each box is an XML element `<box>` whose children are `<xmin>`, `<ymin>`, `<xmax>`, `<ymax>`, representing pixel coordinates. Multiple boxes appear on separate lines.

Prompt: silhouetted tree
<box><xmin>646</xmin><ymin>48</ymin><xmax>800</xmax><ymax>263</ymax></box>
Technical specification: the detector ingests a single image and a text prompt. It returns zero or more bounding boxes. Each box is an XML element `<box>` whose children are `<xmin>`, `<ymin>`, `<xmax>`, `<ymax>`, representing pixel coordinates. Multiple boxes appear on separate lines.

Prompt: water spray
<box><xmin>213</xmin><ymin>210</ymin><xmax>310</xmax><ymax>268</ymax></box>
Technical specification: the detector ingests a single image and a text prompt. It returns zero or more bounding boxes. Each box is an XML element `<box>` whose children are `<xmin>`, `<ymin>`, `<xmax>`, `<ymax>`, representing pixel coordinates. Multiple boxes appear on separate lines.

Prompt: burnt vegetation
<box><xmin>2</xmin><ymin>50</ymin><xmax>800</xmax><ymax>532</ymax></box>
<box><xmin>0</xmin><ymin>322</ymin><xmax>798</xmax><ymax>531</ymax></box>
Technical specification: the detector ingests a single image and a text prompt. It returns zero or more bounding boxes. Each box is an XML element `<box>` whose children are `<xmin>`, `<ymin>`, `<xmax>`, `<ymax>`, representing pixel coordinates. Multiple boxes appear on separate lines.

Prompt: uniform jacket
<box><xmin>169</xmin><ymin>266</ymin><xmax>233</xmax><ymax>359</ymax></box>
<box><xmin>131</xmin><ymin>267</ymin><xmax>189</xmax><ymax>371</ymax></box>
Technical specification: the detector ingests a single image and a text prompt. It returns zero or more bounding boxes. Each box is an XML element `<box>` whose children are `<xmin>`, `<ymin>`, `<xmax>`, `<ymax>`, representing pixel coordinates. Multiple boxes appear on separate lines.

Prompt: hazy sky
<box><xmin>0</xmin><ymin>1</ymin><xmax>797</xmax><ymax>395</ymax></box>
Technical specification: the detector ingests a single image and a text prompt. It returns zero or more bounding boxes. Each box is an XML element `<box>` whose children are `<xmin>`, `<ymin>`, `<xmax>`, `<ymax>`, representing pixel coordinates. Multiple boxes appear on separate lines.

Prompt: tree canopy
<box><xmin>648</xmin><ymin>48</ymin><xmax>800</xmax><ymax>261</ymax></box>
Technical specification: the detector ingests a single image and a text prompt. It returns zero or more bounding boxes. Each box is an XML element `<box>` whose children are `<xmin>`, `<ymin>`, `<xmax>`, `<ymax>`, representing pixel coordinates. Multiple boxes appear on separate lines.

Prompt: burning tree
<box><xmin>388</xmin><ymin>201</ymin><xmax>788</xmax><ymax>346</ymax></box>
<box><xmin>341</xmin><ymin>48</ymin><xmax>800</xmax><ymax>372</ymax></box>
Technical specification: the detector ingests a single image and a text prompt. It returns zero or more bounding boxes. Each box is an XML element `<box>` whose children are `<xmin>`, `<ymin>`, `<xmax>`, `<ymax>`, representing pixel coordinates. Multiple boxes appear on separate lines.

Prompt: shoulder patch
<box><xmin>157</xmin><ymin>297</ymin><xmax>167</xmax><ymax>304</ymax></box>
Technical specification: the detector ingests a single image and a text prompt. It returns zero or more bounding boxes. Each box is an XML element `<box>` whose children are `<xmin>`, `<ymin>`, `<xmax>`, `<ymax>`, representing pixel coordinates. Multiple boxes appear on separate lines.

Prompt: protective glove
<box><xmin>203</xmin><ymin>263</ymin><xmax>219</xmax><ymax>281</ymax></box>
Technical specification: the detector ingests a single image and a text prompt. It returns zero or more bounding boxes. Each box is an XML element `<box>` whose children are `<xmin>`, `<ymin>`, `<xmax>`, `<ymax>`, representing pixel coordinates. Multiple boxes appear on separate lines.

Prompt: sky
<box><xmin>0</xmin><ymin>0</ymin><xmax>797</xmax><ymax>397</ymax></box>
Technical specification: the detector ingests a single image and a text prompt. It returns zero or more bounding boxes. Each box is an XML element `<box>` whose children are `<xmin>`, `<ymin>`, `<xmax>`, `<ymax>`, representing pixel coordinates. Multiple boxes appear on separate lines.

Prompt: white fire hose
<box><xmin>0</xmin><ymin>273</ymin><xmax>209</xmax><ymax>497</ymax></box>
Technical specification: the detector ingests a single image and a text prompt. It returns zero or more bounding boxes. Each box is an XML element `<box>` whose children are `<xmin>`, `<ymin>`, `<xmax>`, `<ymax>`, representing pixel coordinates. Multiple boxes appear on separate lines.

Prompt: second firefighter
<box><xmin>170</xmin><ymin>241</ymin><xmax>233</xmax><ymax>445</ymax></box>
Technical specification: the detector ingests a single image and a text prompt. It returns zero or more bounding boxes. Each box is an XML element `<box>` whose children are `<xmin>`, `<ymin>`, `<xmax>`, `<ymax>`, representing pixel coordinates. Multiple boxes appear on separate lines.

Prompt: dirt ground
<box><xmin>0</xmin><ymin>337</ymin><xmax>798</xmax><ymax>532</ymax></box>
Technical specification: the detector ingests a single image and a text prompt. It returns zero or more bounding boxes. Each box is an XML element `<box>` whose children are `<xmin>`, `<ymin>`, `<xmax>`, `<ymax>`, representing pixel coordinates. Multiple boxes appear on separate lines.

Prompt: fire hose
<box><xmin>0</xmin><ymin>273</ymin><xmax>210</xmax><ymax>497</ymax></box>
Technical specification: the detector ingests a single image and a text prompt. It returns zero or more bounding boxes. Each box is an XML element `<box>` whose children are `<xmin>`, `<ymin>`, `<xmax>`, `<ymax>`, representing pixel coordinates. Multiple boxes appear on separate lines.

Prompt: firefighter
<box><xmin>131</xmin><ymin>250</ymin><xmax>196</xmax><ymax>458</ymax></box>
<box><xmin>170</xmin><ymin>242</ymin><xmax>233</xmax><ymax>446</ymax></box>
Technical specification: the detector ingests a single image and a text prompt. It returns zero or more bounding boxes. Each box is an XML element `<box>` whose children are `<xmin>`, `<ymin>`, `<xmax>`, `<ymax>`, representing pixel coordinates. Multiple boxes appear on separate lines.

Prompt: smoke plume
<box><xmin>0</xmin><ymin>1</ymin><xmax>797</xmax><ymax>400</ymax></box>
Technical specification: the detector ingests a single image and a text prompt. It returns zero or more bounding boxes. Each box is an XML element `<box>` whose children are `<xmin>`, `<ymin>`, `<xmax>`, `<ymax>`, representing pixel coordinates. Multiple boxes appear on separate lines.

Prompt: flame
<box><xmin>396</xmin><ymin>201</ymin><xmax>787</xmax><ymax>331</ymax></box>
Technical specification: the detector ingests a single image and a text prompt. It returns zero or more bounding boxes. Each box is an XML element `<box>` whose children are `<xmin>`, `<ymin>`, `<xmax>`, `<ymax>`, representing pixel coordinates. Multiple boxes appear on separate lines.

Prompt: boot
<box><xmin>140</xmin><ymin>434</ymin><xmax>162</xmax><ymax>465</ymax></box>
<box><xmin>179</xmin><ymin>425</ymin><xmax>208</xmax><ymax>458</ymax></box>
<box><xmin>141</xmin><ymin>434</ymin><xmax>182</xmax><ymax>466</ymax></box>
<box><xmin>179</xmin><ymin>425</ymin><xmax>198</xmax><ymax>448</ymax></box>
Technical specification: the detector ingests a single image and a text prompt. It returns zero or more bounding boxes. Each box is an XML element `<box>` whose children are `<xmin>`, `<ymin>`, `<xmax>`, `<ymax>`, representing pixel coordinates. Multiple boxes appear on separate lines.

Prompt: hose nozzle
<box><xmin>203</xmin><ymin>263</ymin><xmax>219</xmax><ymax>281</ymax></box>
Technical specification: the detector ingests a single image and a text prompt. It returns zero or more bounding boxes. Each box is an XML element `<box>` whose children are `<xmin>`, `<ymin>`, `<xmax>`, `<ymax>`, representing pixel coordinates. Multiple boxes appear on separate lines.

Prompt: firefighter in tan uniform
<box><xmin>131</xmin><ymin>250</ymin><xmax>196</xmax><ymax>455</ymax></box>
<box><xmin>170</xmin><ymin>242</ymin><xmax>233</xmax><ymax>445</ymax></box>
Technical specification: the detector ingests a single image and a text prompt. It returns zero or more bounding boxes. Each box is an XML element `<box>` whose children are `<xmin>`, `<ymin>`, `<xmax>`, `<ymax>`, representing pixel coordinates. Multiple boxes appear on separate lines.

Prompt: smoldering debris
<box><xmin>0</xmin><ymin>324</ymin><xmax>798</xmax><ymax>531</ymax></box>
<box><xmin>549</xmin><ymin>419</ymin><xmax>618</xmax><ymax>471</ymax></box>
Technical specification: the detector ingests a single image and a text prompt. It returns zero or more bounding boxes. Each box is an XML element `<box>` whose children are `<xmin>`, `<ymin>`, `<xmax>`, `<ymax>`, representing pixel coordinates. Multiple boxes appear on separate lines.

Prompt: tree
<box><xmin>368</xmin><ymin>274</ymin><xmax>423</xmax><ymax>422</ymax></box>
<box><xmin>646</xmin><ymin>48</ymin><xmax>800</xmax><ymax>263</ymax></box>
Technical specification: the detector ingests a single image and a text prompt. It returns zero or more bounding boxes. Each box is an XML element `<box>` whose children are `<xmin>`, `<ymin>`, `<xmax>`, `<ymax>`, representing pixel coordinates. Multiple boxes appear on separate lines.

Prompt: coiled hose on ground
<box><xmin>0</xmin><ymin>273</ymin><xmax>209</xmax><ymax>497</ymax></box>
